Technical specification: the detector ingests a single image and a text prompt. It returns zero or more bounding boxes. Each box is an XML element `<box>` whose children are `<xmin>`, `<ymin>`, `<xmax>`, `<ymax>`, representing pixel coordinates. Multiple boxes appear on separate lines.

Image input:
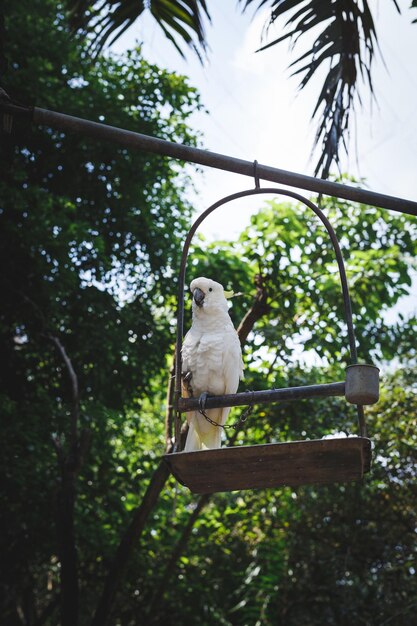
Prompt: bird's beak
<box><xmin>193</xmin><ymin>287</ymin><xmax>205</xmax><ymax>307</ymax></box>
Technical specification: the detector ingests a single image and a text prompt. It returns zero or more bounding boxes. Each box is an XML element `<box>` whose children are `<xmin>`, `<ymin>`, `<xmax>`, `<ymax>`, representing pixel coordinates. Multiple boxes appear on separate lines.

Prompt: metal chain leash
<box><xmin>198</xmin><ymin>391</ymin><xmax>255</xmax><ymax>430</ymax></box>
<box><xmin>182</xmin><ymin>372</ymin><xmax>255</xmax><ymax>430</ymax></box>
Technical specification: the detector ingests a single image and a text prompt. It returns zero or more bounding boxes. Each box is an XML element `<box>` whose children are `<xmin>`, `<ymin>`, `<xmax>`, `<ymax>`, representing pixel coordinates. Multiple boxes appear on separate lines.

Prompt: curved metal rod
<box><xmin>174</xmin><ymin>187</ymin><xmax>358</xmax><ymax>447</ymax></box>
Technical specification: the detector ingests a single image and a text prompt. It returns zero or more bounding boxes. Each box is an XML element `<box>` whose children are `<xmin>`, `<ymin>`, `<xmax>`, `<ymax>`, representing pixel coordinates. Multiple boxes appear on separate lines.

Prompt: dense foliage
<box><xmin>1</xmin><ymin>2</ymin><xmax>416</xmax><ymax>625</ymax></box>
<box><xmin>1</xmin><ymin>0</ymin><xmax>201</xmax><ymax>623</ymax></box>
<box><xmin>67</xmin><ymin>0</ymin><xmax>417</xmax><ymax>179</ymax></box>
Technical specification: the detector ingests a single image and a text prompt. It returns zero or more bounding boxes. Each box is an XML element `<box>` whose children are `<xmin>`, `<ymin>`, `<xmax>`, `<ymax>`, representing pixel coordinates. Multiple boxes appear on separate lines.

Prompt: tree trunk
<box><xmin>148</xmin><ymin>493</ymin><xmax>211</xmax><ymax>620</ymax></box>
<box><xmin>49</xmin><ymin>336</ymin><xmax>86</xmax><ymax>626</ymax></box>
<box><xmin>91</xmin><ymin>460</ymin><xmax>171</xmax><ymax>626</ymax></box>
<box><xmin>55</xmin><ymin>465</ymin><xmax>78</xmax><ymax>626</ymax></box>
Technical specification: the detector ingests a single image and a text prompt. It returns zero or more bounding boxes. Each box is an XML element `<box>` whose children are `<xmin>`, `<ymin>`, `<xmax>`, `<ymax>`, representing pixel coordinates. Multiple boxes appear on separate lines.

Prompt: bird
<box><xmin>181</xmin><ymin>277</ymin><xmax>244</xmax><ymax>451</ymax></box>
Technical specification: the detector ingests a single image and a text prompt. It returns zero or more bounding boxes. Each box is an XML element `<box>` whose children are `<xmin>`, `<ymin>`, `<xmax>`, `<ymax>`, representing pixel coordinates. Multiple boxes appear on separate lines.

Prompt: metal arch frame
<box><xmin>174</xmin><ymin>186</ymin><xmax>360</xmax><ymax>449</ymax></box>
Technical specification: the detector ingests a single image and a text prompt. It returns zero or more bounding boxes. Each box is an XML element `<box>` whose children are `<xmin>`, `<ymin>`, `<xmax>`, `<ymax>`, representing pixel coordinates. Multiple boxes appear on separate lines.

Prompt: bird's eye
<box><xmin>209</xmin><ymin>287</ymin><xmax>213</xmax><ymax>292</ymax></box>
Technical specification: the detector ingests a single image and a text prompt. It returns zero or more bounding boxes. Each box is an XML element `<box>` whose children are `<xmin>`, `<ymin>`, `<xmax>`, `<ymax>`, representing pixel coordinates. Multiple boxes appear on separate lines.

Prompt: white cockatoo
<box><xmin>181</xmin><ymin>277</ymin><xmax>244</xmax><ymax>452</ymax></box>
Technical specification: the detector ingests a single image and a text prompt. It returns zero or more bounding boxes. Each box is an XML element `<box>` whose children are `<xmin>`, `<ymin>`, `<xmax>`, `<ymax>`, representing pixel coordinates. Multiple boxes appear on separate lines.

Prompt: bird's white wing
<box><xmin>181</xmin><ymin>328</ymin><xmax>198</xmax><ymax>375</ymax></box>
<box><xmin>197</xmin><ymin>333</ymin><xmax>225</xmax><ymax>394</ymax></box>
<box><xmin>222</xmin><ymin>329</ymin><xmax>244</xmax><ymax>395</ymax></box>
<box><xmin>183</xmin><ymin>331</ymin><xmax>223</xmax><ymax>393</ymax></box>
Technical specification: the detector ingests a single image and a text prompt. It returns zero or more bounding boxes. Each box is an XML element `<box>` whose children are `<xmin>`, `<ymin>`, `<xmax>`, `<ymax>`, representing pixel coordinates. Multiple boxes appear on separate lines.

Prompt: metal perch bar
<box><xmin>178</xmin><ymin>381</ymin><xmax>346</xmax><ymax>412</ymax></box>
<box><xmin>2</xmin><ymin>101</ymin><xmax>417</xmax><ymax>216</ymax></box>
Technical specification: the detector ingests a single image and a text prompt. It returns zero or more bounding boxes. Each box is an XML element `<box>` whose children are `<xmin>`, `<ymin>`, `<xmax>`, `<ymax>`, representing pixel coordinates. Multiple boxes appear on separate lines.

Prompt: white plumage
<box><xmin>182</xmin><ymin>277</ymin><xmax>244</xmax><ymax>451</ymax></box>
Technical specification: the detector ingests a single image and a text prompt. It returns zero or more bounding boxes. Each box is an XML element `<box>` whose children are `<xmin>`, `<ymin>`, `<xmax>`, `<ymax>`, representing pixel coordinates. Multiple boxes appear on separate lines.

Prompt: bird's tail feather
<box><xmin>184</xmin><ymin>415</ymin><xmax>201</xmax><ymax>452</ymax></box>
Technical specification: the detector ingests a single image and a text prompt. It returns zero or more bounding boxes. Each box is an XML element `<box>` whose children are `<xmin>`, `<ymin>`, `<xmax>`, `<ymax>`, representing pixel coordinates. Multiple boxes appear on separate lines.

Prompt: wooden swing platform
<box><xmin>164</xmin><ymin>437</ymin><xmax>372</xmax><ymax>494</ymax></box>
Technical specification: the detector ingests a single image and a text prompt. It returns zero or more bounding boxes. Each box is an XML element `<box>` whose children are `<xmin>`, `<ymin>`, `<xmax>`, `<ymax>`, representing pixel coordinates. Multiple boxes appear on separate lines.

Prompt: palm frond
<box><xmin>412</xmin><ymin>0</ymin><xmax>417</xmax><ymax>22</ymax></box>
<box><xmin>243</xmin><ymin>0</ymin><xmax>400</xmax><ymax>179</ymax></box>
<box><xmin>67</xmin><ymin>0</ymin><xmax>210</xmax><ymax>59</ymax></box>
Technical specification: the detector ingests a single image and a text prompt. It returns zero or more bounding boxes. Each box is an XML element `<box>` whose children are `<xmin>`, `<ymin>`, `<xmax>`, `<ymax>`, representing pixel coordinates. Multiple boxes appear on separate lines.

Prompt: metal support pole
<box><xmin>2</xmin><ymin>101</ymin><xmax>417</xmax><ymax>216</ymax></box>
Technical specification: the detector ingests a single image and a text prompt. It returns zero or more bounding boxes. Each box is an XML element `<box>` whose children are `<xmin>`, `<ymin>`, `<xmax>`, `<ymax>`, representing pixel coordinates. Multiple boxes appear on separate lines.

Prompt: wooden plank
<box><xmin>164</xmin><ymin>438</ymin><xmax>372</xmax><ymax>494</ymax></box>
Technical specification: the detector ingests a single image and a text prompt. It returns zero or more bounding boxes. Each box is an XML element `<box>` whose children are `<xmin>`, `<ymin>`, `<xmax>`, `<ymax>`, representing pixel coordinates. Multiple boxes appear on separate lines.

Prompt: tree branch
<box><xmin>237</xmin><ymin>273</ymin><xmax>270</xmax><ymax>346</ymax></box>
<box><xmin>49</xmin><ymin>335</ymin><xmax>79</xmax><ymax>445</ymax></box>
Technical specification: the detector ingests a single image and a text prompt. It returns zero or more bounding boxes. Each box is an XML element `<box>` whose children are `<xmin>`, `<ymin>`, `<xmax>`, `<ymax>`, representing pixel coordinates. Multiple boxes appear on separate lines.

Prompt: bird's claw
<box><xmin>198</xmin><ymin>391</ymin><xmax>209</xmax><ymax>413</ymax></box>
<box><xmin>182</xmin><ymin>371</ymin><xmax>194</xmax><ymax>397</ymax></box>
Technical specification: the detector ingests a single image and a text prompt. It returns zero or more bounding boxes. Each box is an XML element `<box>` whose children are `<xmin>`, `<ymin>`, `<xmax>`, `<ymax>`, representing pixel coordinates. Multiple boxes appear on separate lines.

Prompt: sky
<box><xmin>111</xmin><ymin>1</ymin><xmax>417</xmax><ymax>321</ymax></box>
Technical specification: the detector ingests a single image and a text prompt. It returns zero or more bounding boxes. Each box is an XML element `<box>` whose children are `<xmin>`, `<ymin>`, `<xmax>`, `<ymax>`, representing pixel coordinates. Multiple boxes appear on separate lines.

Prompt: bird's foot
<box><xmin>182</xmin><ymin>371</ymin><xmax>194</xmax><ymax>397</ymax></box>
<box><xmin>199</xmin><ymin>392</ymin><xmax>225</xmax><ymax>429</ymax></box>
<box><xmin>198</xmin><ymin>391</ymin><xmax>209</xmax><ymax>413</ymax></box>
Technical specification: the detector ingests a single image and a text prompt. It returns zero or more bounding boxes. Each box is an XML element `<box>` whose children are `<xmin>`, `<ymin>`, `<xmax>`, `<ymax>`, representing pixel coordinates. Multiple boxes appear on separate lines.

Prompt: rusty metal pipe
<box><xmin>2</xmin><ymin>102</ymin><xmax>416</xmax><ymax>216</ymax></box>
